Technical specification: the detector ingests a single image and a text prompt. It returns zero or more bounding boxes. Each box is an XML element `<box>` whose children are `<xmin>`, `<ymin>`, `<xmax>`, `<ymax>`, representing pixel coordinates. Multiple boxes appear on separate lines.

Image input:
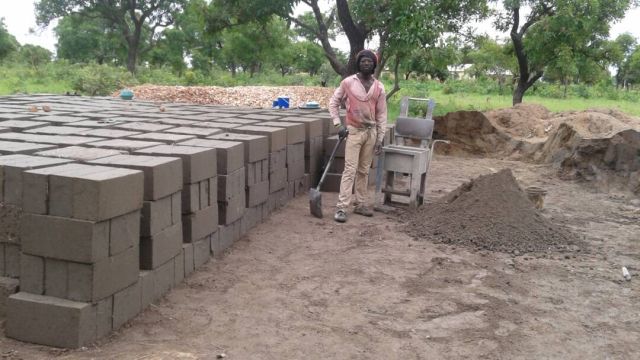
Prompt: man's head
<box><xmin>356</xmin><ymin>49</ymin><xmax>377</xmax><ymax>75</ymax></box>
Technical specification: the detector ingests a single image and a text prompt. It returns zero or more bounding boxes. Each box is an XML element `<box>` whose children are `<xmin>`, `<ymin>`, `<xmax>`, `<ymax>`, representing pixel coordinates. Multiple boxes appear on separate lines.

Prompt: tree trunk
<box><xmin>385</xmin><ymin>56</ymin><xmax>402</xmax><ymax>100</ymax></box>
<box><xmin>513</xmin><ymin>82</ymin><xmax>526</xmax><ymax>105</ymax></box>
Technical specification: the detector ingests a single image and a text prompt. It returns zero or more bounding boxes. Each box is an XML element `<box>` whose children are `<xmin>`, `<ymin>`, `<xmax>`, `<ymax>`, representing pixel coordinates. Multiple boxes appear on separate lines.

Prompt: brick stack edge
<box><xmin>0</xmin><ymin>95</ymin><xmax>392</xmax><ymax>348</ymax></box>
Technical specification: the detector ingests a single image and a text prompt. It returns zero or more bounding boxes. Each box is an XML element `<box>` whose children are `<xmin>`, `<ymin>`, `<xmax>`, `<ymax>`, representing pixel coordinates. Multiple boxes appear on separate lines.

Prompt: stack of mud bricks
<box><xmin>0</xmin><ymin>155</ymin><xmax>74</xmax><ymax>318</ymax></box>
<box><xmin>4</xmin><ymin>158</ymin><xmax>144</xmax><ymax>348</ymax></box>
<box><xmin>0</xmin><ymin>95</ymin><xmax>340</xmax><ymax>348</ymax></box>
<box><xmin>177</xmin><ymin>138</ymin><xmax>246</xmax><ymax>255</ymax></box>
<box><xmin>207</xmin><ymin>133</ymin><xmax>269</xmax><ymax>236</ymax></box>
<box><xmin>132</xmin><ymin>144</ymin><xmax>219</xmax><ymax>266</ymax></box>
<box><xmin>227</xmin><ymin>124</ymin><xmax>288</xmax><ymax>214</ymax></box>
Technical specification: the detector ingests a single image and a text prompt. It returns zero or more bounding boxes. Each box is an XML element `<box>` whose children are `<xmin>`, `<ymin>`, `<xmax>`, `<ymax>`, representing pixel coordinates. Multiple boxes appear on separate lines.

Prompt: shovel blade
<box><xmin>309</xmin><ymin>188</ymin><xmax>323</xmax><ymax>218</ymax></box>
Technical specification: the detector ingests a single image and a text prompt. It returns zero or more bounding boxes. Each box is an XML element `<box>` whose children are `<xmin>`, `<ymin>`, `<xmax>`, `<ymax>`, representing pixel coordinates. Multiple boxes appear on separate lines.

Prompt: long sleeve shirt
<box><xmin>329</xmin><ymin>74</ymin><xmax>387</xmax><ymax>144</ymax></box>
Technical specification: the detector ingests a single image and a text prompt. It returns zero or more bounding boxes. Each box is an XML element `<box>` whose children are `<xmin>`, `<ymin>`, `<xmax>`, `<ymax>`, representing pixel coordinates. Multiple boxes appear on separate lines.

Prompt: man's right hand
<box><xmin>338</xmin><ymin>125</ymin><xmax>349</xmax><ymax>139</ymax></box>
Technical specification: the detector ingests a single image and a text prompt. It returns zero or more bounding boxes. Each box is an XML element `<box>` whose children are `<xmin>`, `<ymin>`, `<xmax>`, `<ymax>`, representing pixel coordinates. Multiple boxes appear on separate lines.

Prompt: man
<box><xmin>328</xmin><ymin>49</ymin><xmax>388</xmax><ymax>223</ymax></box>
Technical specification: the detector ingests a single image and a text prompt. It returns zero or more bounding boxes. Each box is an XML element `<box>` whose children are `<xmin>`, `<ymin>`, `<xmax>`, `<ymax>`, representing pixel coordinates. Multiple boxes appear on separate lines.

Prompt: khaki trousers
<box><xmin>336</xmin><ymin>125</ymin><xmax>376</xmax><ymax>210</ymax></box>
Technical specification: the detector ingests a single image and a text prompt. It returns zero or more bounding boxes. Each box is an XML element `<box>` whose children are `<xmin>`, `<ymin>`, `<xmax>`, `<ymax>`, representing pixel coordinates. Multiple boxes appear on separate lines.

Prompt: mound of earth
<box><xmin>115</xmin><ymin>85</ymin><xmax>335</xmax><ymax>109</ymax></box>
<box><xmin>434</xmin><ymin>104</ymin><xmax>640</xmax><ymax>193</ymax></box>
<box><xmin>402</xmin><ymin>169</ymin><xmax>583</xmax><ymax>254</ymax></box>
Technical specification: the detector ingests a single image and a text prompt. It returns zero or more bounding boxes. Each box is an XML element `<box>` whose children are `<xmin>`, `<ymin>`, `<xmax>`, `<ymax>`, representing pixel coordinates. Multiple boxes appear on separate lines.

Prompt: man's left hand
<box><xmin>374</xmin><ymin>141</ymin><xmax>383</xmax><ymax>155</ymax></box>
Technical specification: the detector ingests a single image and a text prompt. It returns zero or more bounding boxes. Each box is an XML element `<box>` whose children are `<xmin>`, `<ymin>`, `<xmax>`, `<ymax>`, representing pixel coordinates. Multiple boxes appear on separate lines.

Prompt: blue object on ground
<box><xmin>120</xmin><ymin>89</ymin><xmax>134</xmax><ymax>100</ymax></box>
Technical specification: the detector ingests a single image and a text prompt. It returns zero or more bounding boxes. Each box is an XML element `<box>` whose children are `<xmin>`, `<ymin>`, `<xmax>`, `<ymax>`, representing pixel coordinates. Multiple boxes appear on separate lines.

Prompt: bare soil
<box><xmin>2</xmin><ymin>155</ymin><xmax>639</xmax><ymax>359</ymax></box>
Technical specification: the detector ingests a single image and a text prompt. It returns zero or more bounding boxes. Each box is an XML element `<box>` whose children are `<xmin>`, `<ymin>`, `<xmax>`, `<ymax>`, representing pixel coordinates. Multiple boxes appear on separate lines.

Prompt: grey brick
<box><xmin>182</xmin><ymin>243</ymin><xmax>195</xmax><ymax>277</ymax></box>
<box><xmin>182</xmin><ymin>182</ymin><xmax>200</xmax><ymax>213</ymax></box>
<box><xmin>193</xmin><ymin>236</ymin><xmax>211</xmax><ymax>268</ymax></box>
<box><xmin>260</xmin><ymin>121</ymin><xmax>305</xmax><ymax>144</ymax></box>
<box><xmin>207</xmin><ymin>133</ymin><xmax>268</xmax><ymax>162</ymax></box>
<box><xmin>230</xmin><ymin>125</ymin><xmax>286</xmax><ymax>152</ymax></box>
<box><xmin>89</xmin><ymin>154</ymin><xmax>182</xmax><ymax>201</ymax></box>
<box><xmin>35</xmin><ymin>146</ymin><xmax>124</xmax><ymax>161</ymax></box>
<box><xmin>182</xmin><ymin>205</ymin><xmax>218</xmax><ymax>243</ymax></box>
<box><xmin>179</xmin><ymin>138</ymin><xmax>244</xmax><ymax>175</ymax></box>
<box><xmin>67</xmin><ymin>245</ymin><xmax>139</xmax><ymax>302</ymax></box>
<box><xmin>139</xmin><ymin>271</ymin><xmax>155</xmax><ymax>308</ymax></box>
<box><xmin>173</xmin><ymin>252</ymin><xmax>184</xmax><ymax>285</ymax></box>
<box><xmin>246</xmin><ymin>180</ymin><xmax>269</xmax><ymax>207</ymax></box>
<box><xmin>140</xmin><ymin>221</ymin><xmax>182</xmax><ymax>270</ymax></box>
<box><xmin>128</xmin><ymin>132</ymin><xmax>196</xmax><ymax>144</ymax></box>
<box><xmin>0</xmin><ymin>140</ymin><xmax>56</xmax><ymax>155</ymax></box>
<box><xmin>152</xmin><ymin>258</ymin><xmax>174</xmax><ymax>300</ymax></box>
<box><xmin>134</xmin><ymin>144</ymin><xmax>217</xmax><ymax>183</ymax></box>
<box><xmin>21</xmin><ymin>213</ymin><xmax>109</xmax><ymax>263</ymax></box>
<box><xmin>141</xmin><ymin>195</ymin><xmax>173</xmax><ymax>237</ymax></box>
<box><xmin>6</xmin><ymin>292</ymin><xmax>98</xmax><ymax>348</ymax></box>
<box><xmin>113</xmin><ymin>281</ymin><xmax>141</xmax><ymax>329</ymax></box>
<box><xmin>19</xmin><ymin>253</ymin><xmax>44</xmax><ymax>295</ymax></box>
<box><xmin>109</xmin><ymin>211</ymin><xmax>139</xmax><ymax>256</ymax></box>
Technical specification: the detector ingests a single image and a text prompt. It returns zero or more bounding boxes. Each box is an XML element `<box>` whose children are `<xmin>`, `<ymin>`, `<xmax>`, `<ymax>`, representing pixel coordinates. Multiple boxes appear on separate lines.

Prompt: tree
<box><xmin>0</xmin><ymin>18</ymin><xmax>19</xmax><ymax>61</ymax></box>
<box><xmin>208</xmin><ymin>0</ymin><xmax>488</xmax><ymax>81</ymax></box>
<box><xmin>55</xmin><ymin>14</ymin><xmax>124</xmax><ymax>65</ymax></box>
<box><xmin>611</xmin><ymin>33</ymin><xmax>637</xmax><ymax>89</ymax></box>
<box><xmin>496</xmin><ymin>0</ymin><xmax>633</xmax><ymax>105</ymax></box>
<box><xmin>18</xmin><ymin>44</ymin><xmax>52</xmax><ymax>70</ymax></box>
<box><xmin>468</xmin><ymin>37</ymin><xmax>516</xmax><ymax>92</ymax></box>
<box><xmin>35</xmin><ymin>0</ymin><xmax>187</xmax><ymax>73</ymax></box>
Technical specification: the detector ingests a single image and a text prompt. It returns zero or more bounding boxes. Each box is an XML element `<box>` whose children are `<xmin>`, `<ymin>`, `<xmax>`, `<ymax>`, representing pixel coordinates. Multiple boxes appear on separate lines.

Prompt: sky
<box><xmin>1</xmin><ymin>0</ymin><xmax>639</xmax><ymax>54</ymax></box>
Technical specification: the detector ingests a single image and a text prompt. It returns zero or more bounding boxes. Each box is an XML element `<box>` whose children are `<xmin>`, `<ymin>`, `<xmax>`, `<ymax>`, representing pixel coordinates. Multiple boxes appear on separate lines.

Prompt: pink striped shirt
<box><xmin>329</xmin><ymin>75</ymin><xmax>387</xmax><ymax>143</ymax></box>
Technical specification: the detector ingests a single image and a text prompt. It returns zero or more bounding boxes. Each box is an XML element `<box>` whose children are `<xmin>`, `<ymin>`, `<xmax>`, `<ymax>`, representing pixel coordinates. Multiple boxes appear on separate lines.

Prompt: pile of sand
<box><xmin>402</xmin><ymin>169</ymin><xmax>582</xmax><ymax>254</ymax></box>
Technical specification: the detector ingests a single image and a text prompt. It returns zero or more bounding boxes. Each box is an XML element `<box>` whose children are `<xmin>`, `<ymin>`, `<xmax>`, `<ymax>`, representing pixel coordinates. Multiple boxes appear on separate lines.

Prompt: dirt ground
<box><xmin>1</xmin><ymin>154</ymin><xmax>638</xmax><ymax>359</ymax></box>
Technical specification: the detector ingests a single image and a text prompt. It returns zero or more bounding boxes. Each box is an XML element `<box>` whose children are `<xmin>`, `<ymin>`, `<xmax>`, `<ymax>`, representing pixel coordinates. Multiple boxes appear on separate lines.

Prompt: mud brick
<box><xmin>0</xmin><ymin>133</ymin><xmax>104</xmax><ymax>146</ymax></box>
<box><xmin>36</xmin><ymin>146</ymin><xmax>124</xmax><ymax>161</ymax></box>
<box><xmin>114</xmin><ymin>122</ymin><xmax>173</xmax><ymax>132</ymax></box>
<box><xmin>287</xmin><ymin>160</ymin><xmax>305</xmax><ymax>182</ymax></box>
<box><xmin>81</xmin><ymin>128</ymin><xmax>141</xmax><ymax>138</ymax></box>
<box><xmin>44</xmin><ymin>258</ymin><xmax>67</xmax><ymax>298</ymax></box>
<box><xmin>152</xmin><ymin>258</ymin><xmax>174</xmax><ymax>300</ymax></box>
<box><xmin>7</xmin><ymin>292</ymin><xmax>100</xmax><ymax>348</ymax></box>
<box><xmin>246</xmin><ymin>160</ymin><xmax>267</xmax><ymax>186</ymax></box>
<box><xmin>208</xmin><ymin>132</ymin><xmax>269</xmax><ymax>162</ymax></box>
<box><xmin>66</xmin><ymin>246</ymin><xmax>139</xmax><ymax>302</ymax></box>
<box><xmin>21</xmin><ymin>214</ymin><xmax>109</xmax><ymax>263</ymax></box>
<box><xmin>19</xmin><ymin>253</ymin><xmax>44</xmax><ymax>294</ymax></box>
<box><xmin>22</xmin><ymin>164</ymin><xmax>109</xmax><ymax>215</ymax></box>
<box><xmin>279</xmin><ymin>116</ymin><xmax>323</xmax><ymax>138</ymax></box>
<box><xmin>305</xmin><ymin>135</ymin><xmax>324</xmax><ymax>158</ymax></box>
<box><xmin>140</xmin><ymin>221</ymin><xmax>182</xmax><ymax>270</ymax></box>
<box><xmin>247</xmin><ymin>180</ymin><xmax>269</xmax><ymax>207</ymax></box>
<box><xmin>26</xmin><ymin>125</ymin><xmax>91</xmax><ymax>135</ymax></box>
<box><xmin>269</xmin><ymin>148</ymin><xmax>287</xmax><ymax>171</ymax></box>
<box><xmin>182</xmin><ymin>243</ymin><xmax>195</xmax><ymax>277</ymax></box>
<box><xmin>0</xmin><ymin>120</ymin><xmax>49</xmax><ymax>130</ymax></box>
<box><xmin>174</xmin><ymin>252</ymin><xmax>185</xmax><ymax>285</ymax></box>
<box><xmin>110</xmin><ymin>211</ymin><xmax>140</xmax><ymax>256</ymax></box>
<box><xmin>324</xmin><ymin>135</ymin><xmax>346</xmax><ymax>157</ymax></box>
<box><xmin>127</xmin><ymin>132</ymin><xmax>195</xmax><ymax>144</ymax></box>
<box><xmin>286</xmin><ymin>143</ymin><xmax>306</xmax><ymax>164</ymax></box>
<box><xmin>89</xmin><ymin>154</ymin><xmax>182</xmax><ymax>201</ymax></box>
<box><xmin>180</xmin><ymin>138</ymin><xmax>244</xmax><ymax>175</ymax></box>
<box><xmin>182</xmin><ymin>182</ymin><xmax>200</xmax><ymax>213</ymax></box>
<box><xmin>141</xmin><ymin>194</ymin><xmax>178</xmax><ymax>237</ymax></box>
<box><xmin>0</xmin><ymin>140</ymin><xmax>56</xmax><ymax>155</ymax></box>
<box><xmin>192</xmin><ymin>122</ymin><xmax>241</xmax><ymax>130</ymax></box>
<box><xmin>134</xmin><ymin>144</ymin><xmax>217</xmax><ymax>183</ymax></box>
<box><xmin>113</xmin><ymin>281</ymin><xmax>141</xmax><ymax>329</ymax></box>
<box><xmin>87</xmin><ymin>139</ymin><xmax>163</xmax><ymax>152</ymax></box>
<box><xmin>26</xmin><ymin>164</ymin><xmax>144</xmax><ymax>221</ymax></box>
<box><xmin>193</xmin><ymin>236</ymin><xmax>210</xmax><ymax>268</ymax></box>
<box><xmin>0</xmin><ymin>204</ymin><xmax>20</xmax><ymax>245</ymax></box>
<box><xmin>3</xmin><ymin>243</ymin><xmax>19</xmax><ymax>278</ymax></box>
<box><xmin>139</xmin><ymin>270</ymin><xmax>155</xmax><ymax>308</ymax></box>
<box><xmin>0</xmin><ymin>154</ymin><xmax>73</xmax><ymax>205</ymax></box>
<box><xmin>215</xmin><ymin>224</ymin><xmax>235</xmax><ymax>256</ymax></box>
<box><xmin>0</xmin><ymin>276</ymin><xmax>19</xmax><ymax>317</ymax></box>
<box><xmin>182</xmin><ymin>205</ymin><xmax>218</xmax><ymax>243</ymax></box>
<box><xmin>269</xmin><ymin>169</ymin><xmax>287</xmax><ymax>193</ymax></box>
<box><xmin>260</xmin><ymin>121</ymin><xmax>305</xmax><ymax>145</ymax></box>
<box><xmin>230</xmin><ymin>125</ymin><xmax>286</xmax><ymax>152</ymax></box>
<box><xmin>166</xmin><ymin>126</ymin><xmax>224</xmax><ymax>137</ymax></box>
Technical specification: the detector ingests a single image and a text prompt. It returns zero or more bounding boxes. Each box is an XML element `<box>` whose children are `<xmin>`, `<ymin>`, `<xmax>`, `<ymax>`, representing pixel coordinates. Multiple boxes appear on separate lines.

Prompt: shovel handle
<box><xmin>315</xmin><ymin>135</ymin><xmax>345</xmax><ymax>191</ymax></box>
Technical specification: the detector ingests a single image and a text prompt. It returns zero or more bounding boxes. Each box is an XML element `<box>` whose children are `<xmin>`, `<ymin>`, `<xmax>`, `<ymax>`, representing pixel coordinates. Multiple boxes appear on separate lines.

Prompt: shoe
<box><xmin>353</xmin><ymin>206</ymin><xmax>373</xmax><ymax>217</ymax></box>
<box><xmin>334</xmin><ymin>209</ymin><xmax>347</xmax><ymax>223</ymax></box>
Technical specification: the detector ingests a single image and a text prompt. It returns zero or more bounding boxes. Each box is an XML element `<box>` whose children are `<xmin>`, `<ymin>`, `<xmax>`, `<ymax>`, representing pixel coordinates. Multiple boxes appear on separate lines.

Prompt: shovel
<box><xmin>309</xmin><ymin>134</ymin><xmax>346</xmax><ymax>218</ymax></box>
